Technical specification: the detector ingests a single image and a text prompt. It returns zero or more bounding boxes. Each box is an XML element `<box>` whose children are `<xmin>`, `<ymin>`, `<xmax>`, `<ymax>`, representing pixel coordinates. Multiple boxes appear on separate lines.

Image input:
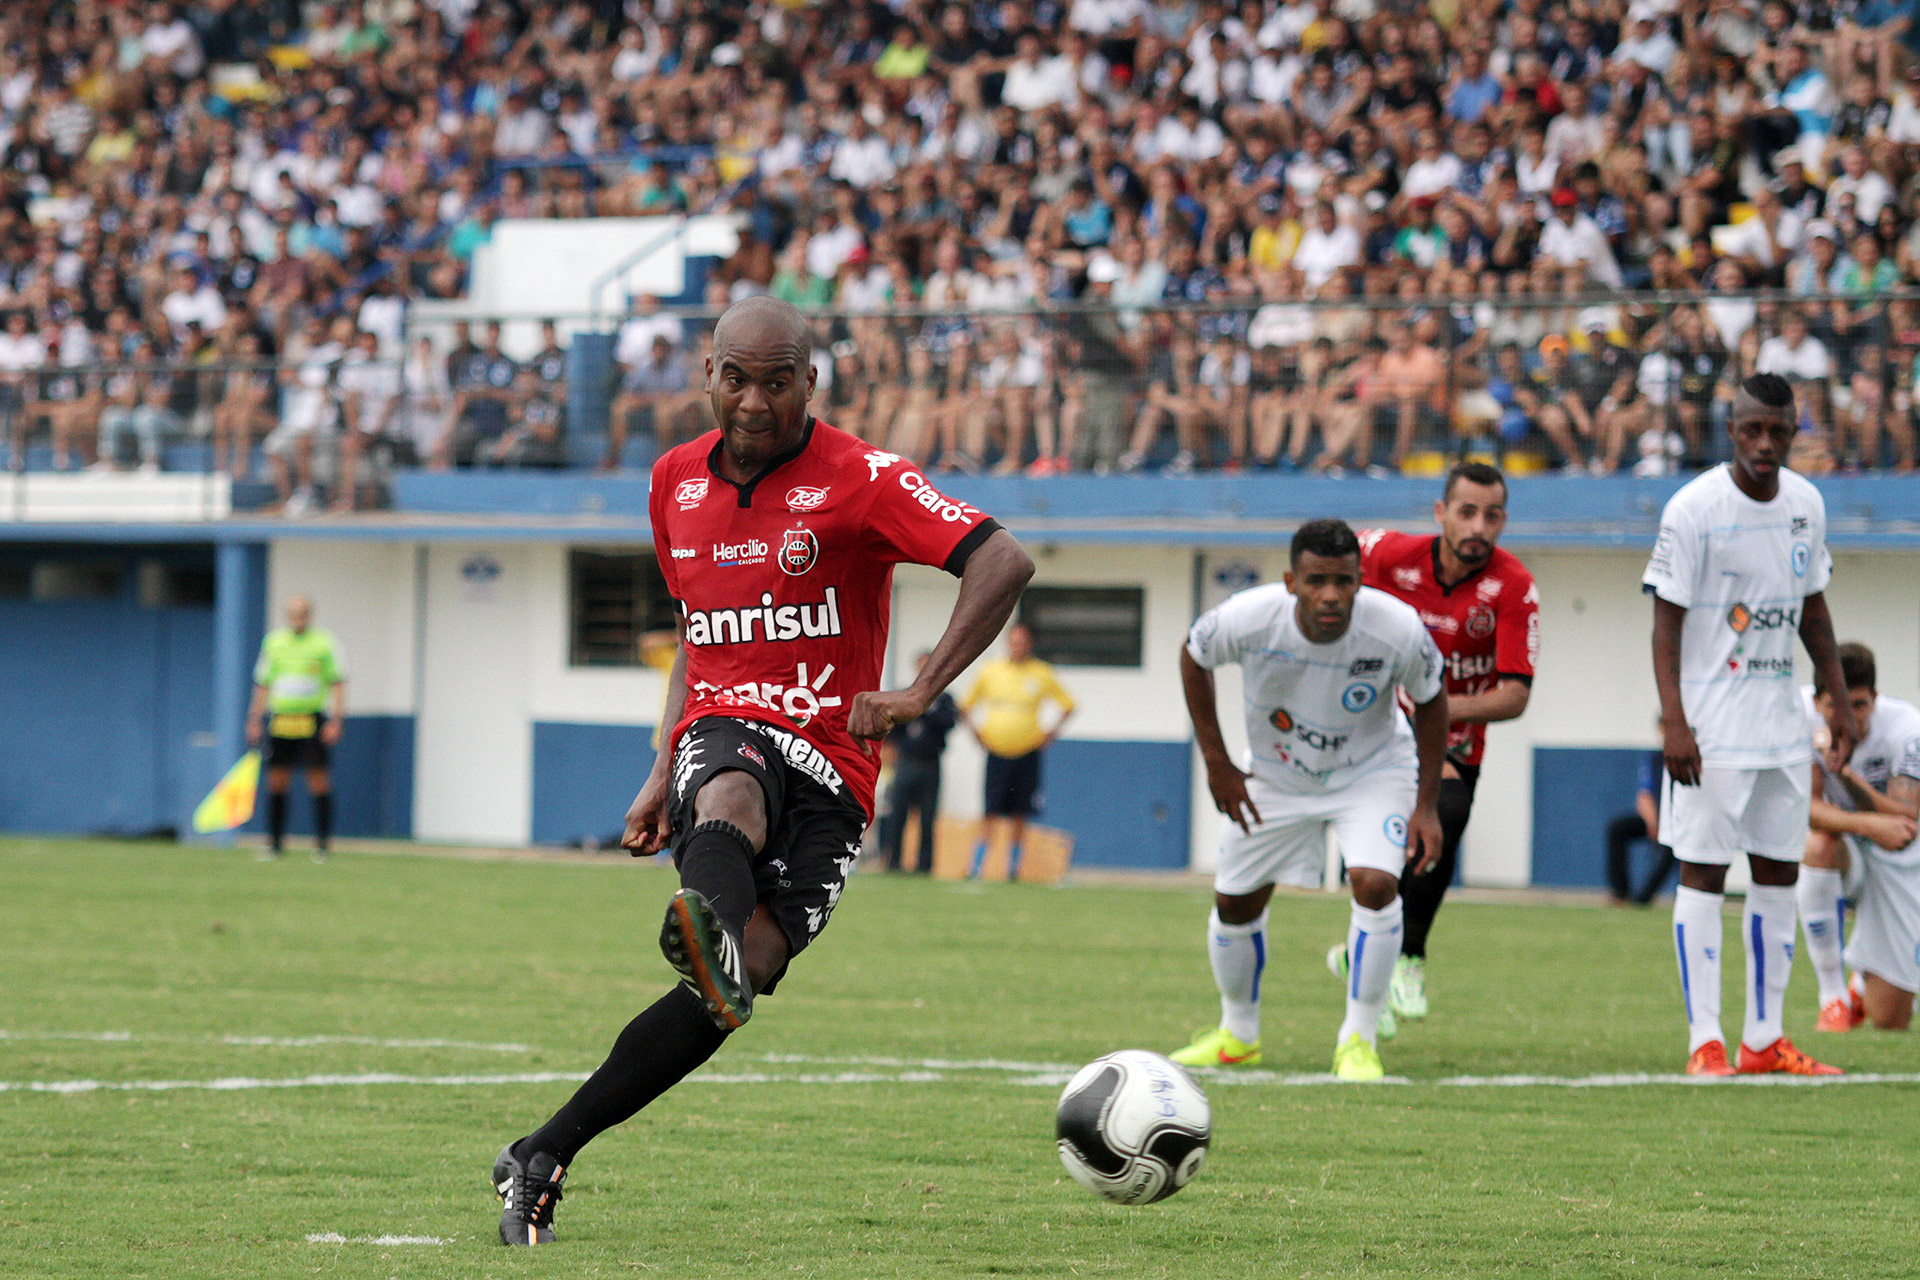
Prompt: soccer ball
<box><xmin>1054</xmin><ymin>1050</ymin><xmax>1211</xmax><ymax>1204</ymax></box>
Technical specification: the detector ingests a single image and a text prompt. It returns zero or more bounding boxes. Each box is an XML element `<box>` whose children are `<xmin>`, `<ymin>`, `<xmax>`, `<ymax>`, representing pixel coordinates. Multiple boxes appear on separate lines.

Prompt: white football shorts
<box><xmin>1215</xmin><ymin>768</ymin><xmax>1417</xmax><ymax>895</ymax></box>
<box><xmin>1660</xmin><ymin>765</ymin><xmax>1810</xmax><ymax>865</ymax></box>
<box><xmin>1845</xmin><ymin>849</ymin><xmax>1920</xmax><ymax>995</ymax></box>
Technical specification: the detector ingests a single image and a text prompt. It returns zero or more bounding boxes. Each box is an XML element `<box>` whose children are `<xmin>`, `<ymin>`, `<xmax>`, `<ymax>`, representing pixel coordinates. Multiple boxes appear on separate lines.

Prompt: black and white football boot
<box><xmin>492</xmin><ymin>1142</ymin><xmax>566</xmax><ymax>1246</ymax></box>
<box><xmin>660</xmin><ymin>888</ymin><xmax>753</xmax><ymax>1030</ymax></box>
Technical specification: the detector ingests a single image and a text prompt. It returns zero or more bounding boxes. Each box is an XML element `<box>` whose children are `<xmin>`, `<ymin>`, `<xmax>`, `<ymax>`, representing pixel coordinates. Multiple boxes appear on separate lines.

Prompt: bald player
<box><xmin>490</xmin><ymin>297</ymin><xmax>1035</xmax><ymax>1244</ymax></box>
<box><xmin>1644</xmin><ymin>373</ymin><xmax>1856</xmax><ymax>1078</ymax></box>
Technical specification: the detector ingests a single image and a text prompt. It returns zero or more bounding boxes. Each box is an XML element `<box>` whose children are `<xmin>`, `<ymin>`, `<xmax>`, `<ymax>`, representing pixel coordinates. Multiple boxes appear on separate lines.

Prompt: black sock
<box><xmin>677</xmin><ymin>820</ymin><xmax>758</xmax><ymax>938</ymax></box>
<box><xmin>314</xmin><ymin>792</ymin><xmax>333</xmax><ymax>850</ymax></box>
<box><xmin>267</xmin><ymin>791</ymin><xmax>288</xmax><ymax>851</ymax></box>
<box><xmin>1402</xmin><ymin>776</ymin><xmax>1472</xmax><ymax>959</ymax></box>
<box><xmin>520</xmin><ymin>985</ymin><xmax>730</xmax><ymax>1165</ymax></box>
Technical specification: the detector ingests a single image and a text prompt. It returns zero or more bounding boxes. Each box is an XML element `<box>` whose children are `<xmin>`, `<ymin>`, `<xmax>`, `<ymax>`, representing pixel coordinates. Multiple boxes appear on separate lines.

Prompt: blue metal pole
<box><xmin>210</xmin><ymin>540</ymin><xmax>268</xmax><ymax>844</ymax></box>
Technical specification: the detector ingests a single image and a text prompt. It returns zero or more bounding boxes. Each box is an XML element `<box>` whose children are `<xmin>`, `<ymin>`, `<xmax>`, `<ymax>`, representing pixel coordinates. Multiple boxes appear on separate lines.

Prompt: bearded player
<box><xmin>490</xmin><ymin>297</ymin><xmax>1034</xmax><ymax>1244</ymax></box>
<box><xmin>1348</xmin><ymin>462</ymin><xmax>1539</xmax><ymax>1022</ymax></box>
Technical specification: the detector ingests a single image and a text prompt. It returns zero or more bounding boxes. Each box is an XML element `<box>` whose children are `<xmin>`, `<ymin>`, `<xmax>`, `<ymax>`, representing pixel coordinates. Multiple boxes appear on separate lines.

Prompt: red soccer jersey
<box><xmin>650</xmin><ymin>418</ymin><xmax>997</xmax><ymax>818</ymax></box>
<box><xmin>1357</xmin><ymin>528</ymin><xmax>1539</xmax><ymax>767</ymax></box>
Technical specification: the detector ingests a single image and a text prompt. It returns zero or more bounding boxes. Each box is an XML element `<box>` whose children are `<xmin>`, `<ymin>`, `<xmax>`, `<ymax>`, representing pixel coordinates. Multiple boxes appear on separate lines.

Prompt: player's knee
<box><xmin>1803</xmin><ymin>830</ymin><xmax>1846</xmax><ymax>869</ymax></box>
<box><xmin>743</xmin><ymin>912</ymin><xmax>790</xmax><ymax>994</ymax></box>
<box><xmin>1214</xmin><ymin>889</ymin><xmax>1270</xmax><ymax>925</ymax></box>
<box><xmin>1349</xmin><ymin>869</ymin><xmax>1398</xmax><ymax>910</ymax></box>
<box><xmin>694</xmin><ymin>770</ymin><xmax>769</xmax><ymax>848</ymax></box>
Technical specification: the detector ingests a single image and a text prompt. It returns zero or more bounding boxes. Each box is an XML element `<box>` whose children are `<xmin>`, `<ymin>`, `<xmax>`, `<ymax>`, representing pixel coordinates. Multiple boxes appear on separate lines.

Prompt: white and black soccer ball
<box><xmin>1055</xmin><ymin>1050</ymin><xmax>1211</xmax><ymax>1204</ymax></box>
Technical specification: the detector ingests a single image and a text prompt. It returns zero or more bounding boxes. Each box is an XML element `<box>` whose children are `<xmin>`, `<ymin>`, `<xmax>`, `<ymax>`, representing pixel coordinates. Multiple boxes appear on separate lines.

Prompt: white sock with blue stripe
<box><xmin>1337</xmin><ymin>898</ymin><xmax>1402</xmax><ymax>1047</ymax></box>
<box><xmin>1795</xmin><ymin>867</ymin><xmax>1849</xmax><ymax>1006</ymax></box>
<box><xmin>1208</xmin><ymin>908</ymin><xmax>1267</xmax><ymax>1044</ymax></box>
<box><xmin>1742</xmin><ymin>883</ymin><xmax>1798</xmax><ymax>1052</ymax></box>
<box><xmin>1673</xmin><ymin>886</ymin><xmax>1724</xmax><ymax>1054</ymax></box>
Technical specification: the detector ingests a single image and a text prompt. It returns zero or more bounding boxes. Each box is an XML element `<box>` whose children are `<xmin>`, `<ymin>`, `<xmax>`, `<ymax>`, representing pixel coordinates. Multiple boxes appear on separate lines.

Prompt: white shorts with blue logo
<box><xmin>1215</xmin><ymin>767</ymin><xmax>1418</xmax><ymax>895</ymax></box>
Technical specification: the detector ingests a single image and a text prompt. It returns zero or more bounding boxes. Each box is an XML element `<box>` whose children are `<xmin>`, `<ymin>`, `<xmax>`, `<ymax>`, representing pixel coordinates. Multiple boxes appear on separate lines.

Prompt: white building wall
<box><xmin>413</xmin><ymin>544</ymin><xmax>535</xmax><ymax>844</ymax></box>
<box><xmin>265</xmin><ymin>541</ymin><xmax>418</xmax><ymax>715</ymax></box>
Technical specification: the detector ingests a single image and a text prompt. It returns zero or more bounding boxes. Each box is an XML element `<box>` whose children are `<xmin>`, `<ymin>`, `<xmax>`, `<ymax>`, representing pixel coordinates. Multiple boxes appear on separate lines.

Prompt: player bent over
<box><xmin>1644</xmin><ymin>374</ymin><xmax>1856</xmax><ymax>1078</ymax></box>
<box><xmin>1171</xmin><ymin>519</ymin><xmax>1448</xmax><ymax>1082</ymax></box>
<box><xmin>1797</xmin><ymin>643</ymin><xmax>1920</xmax><ymax>1032</ymax></box>
<box><xmin>491</xmin><ymin>298</ymin><xmax>1034</xmax><ymax>1245</ymax></box>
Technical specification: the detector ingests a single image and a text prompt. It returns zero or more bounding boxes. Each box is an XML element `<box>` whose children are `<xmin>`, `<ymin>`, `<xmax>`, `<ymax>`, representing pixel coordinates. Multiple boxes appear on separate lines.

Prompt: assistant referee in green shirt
<box><xmin>246</xmin><ymin>596</ymin><xmax>347</xmax><ymax>860</ymax></box>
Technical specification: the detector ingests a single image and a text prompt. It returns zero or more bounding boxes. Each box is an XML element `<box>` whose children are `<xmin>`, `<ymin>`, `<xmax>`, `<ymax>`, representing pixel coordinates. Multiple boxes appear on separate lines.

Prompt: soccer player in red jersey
<box><xmin>492</xmin><ymin>298</ymin><xmax>1034</xmax><ymax>1245</ymax></box>
<box><xmin>1353</xmin><ymin>462</ymin><xmax>1539</xmax><ymax>1022</ymax></box>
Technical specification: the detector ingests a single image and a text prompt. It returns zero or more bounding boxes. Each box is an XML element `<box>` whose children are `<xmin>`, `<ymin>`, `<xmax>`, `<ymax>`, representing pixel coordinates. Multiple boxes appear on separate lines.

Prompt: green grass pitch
<box><xmin>3</xmin><ymin>836</ymin><xmax>1917</xmax><ymax>1278</ymax></box>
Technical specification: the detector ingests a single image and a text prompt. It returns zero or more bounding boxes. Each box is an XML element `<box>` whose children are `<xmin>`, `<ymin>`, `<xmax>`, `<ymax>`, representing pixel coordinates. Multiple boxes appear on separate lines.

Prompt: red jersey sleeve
<box><xmin>1495</xmin><ymin>565</ymin><xmax>1540</xmax><ymax>681</ymax></box>
<box><xmin>863</xmin><ymin>458</ymin><xmax>1000</xmax><ymax>574</ymax></box>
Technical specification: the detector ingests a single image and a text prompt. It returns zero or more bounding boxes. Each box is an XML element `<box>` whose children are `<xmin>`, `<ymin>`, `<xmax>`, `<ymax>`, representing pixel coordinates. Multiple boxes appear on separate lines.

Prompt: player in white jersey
<box><xmin>1171</xmin><ymin>519</ymin><xmax>1449</xmax><ymax>1082</ymax></box>
<box><xmin>1797</xmin><ymin>644</ymin><xmax>1920</xmax><ymax>1032</ymax></box>
<box><xmin>1643</xmin><ymin>373</ymin><xmax>1857</xmax><ymax>1078</ymax></box>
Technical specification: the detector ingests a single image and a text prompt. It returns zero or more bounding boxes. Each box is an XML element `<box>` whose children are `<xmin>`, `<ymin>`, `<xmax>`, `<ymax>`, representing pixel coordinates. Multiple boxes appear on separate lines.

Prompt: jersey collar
<box><xmin>706</xmin><ymin>416</ymin><xmax>816</xmax><ymax>508</ymax></box>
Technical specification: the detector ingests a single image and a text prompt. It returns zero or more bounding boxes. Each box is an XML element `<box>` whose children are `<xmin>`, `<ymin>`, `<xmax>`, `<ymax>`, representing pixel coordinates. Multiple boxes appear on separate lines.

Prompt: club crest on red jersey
<box><xmin>1466</xmin><ymin>605</ymin><xmax>1496</xmax><ymax>638</ymax></box>
<box><xmin>786</xmin><ymin>485</ymin><xmax>829</xmax><ymax>512</ymax></box>
<box><xmin>778</xmin><ymin>525</ymin><xmax>820</xmax><ymax>576</ymax></box>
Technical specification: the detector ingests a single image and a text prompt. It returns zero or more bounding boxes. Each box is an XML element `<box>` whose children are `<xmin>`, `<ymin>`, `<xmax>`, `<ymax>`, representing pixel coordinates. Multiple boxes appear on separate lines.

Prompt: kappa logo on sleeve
<box><xmin>864</xmin><ymin>450</ymin><xmax>903</xmax><ymax>480</ymax></box>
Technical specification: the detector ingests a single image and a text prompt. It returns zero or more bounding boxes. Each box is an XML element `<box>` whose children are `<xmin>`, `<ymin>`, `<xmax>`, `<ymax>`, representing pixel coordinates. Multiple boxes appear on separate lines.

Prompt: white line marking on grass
<box><xmin>0</xmin><ymin>1030</ymin><xmax>531</xmax><ymax>1053</ymax></box>
<box><xmin>7</xmin><ymin>1059</ymin><xmax>1912</xmax><ymax>1097</ymax></box>
<box><xmin>307</xmin><ymin>1233</ymin><xmax>448</xmax><ymax>1245</ymax></box>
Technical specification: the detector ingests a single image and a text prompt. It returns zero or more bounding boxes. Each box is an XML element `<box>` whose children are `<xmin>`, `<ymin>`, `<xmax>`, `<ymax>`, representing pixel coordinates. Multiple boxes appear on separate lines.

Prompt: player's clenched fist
<box><xmin>622</xmin><ymin>771</ymin><xmax>672</xmax><ymax>856</ymax></box>
<box><xmin>847</xmin><ymin>688</ymin><xmax>928</xmax><ymax>741</ymax></box>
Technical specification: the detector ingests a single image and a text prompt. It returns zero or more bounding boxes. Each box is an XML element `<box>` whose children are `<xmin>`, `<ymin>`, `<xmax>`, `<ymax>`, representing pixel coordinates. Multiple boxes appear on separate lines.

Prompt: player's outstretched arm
<box><xmin>623</xmin><ymin>617</ymin><xmax>691</xmax><ymax>856</ymax></box>
<box><xmin>1446</xmin><ymin>677</ymin><xmax>1531</xmax><ymax>725</ymax></box>
<box><xmin>848</xmin><ymin>529</ymin><xmax>1035</xmax><ymax>741</ymax></box>
<box><xmin>1650</xmin><ymin>596</ymin><xmax>1700</xmax><ymax>786</ymax></box>
<box><xmin>1799</xmin><ymin>591</ymin><xmax>1857</xmax><ymax>769</ymax></box>
<box><xmin>1181</xmin><ymin>646</ymin><xmax>1259</xmax><ymax>832</ymax></box>
<box><xmin>1407</xmin><ymin>691</ymin><xmax>1450</xmax><ymax>874</ymax></box>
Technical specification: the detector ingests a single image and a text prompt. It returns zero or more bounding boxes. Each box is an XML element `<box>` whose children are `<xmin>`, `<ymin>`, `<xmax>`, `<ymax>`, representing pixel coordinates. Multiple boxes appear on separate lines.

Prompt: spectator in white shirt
<box><xmin>1399</xmin><ymin>129</ymin><xmax>1463</xmax><ymax>201</ymax></box>
<box><xmin>1827</xmin><ymin>146</ymin><xmax>1894</xmax><ymax>224</ymax></box>
<box><xmin>1756</xmin><ymin>308</ymin><xmax>1833</xmax><ymax>428</ymax></box>
<box><xmin>159</xmin><ymin>265</ymin><xmax>229</xmax><ymax>342</ymax></box>
<box><xmin>1611</xmin><ymin>5</ymin><xmax>1677</xmax><ymax>75</ymax></box>
<box><xmin>1292</xmin><ymin>201</ymin><xmax>1360</xmax><ymax>290</ymax></box>
<box><xmin>1540</xmin><ymin>188</ymin><xmax>1624</xmax><ymax>288</ymax></box>
<box><xmin>1544</xmin><ymin>81</ymin><xmax>1606</xmax><ymax>169</ymax></box>
<box><xmin>1723</xmin><ymin>186</ymin><xmax>1805</xmax><ymax>280</ymax></box>
<box><xmin>828</xmin><ymin>115</ymin><xmax>896</xmax><ymax>188</ymax></box>
<box><xmin>1002</xmin><ymin>31</ymin><xmax>1078</xmax><ymax>113</ymax></box>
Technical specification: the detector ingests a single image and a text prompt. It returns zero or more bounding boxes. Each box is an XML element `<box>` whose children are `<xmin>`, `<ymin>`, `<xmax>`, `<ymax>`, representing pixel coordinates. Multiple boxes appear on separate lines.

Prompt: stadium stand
<box><xmin>3</xmin><ymin>0</ymin><xmax>1920</xmax><ymax>506</ymax></box>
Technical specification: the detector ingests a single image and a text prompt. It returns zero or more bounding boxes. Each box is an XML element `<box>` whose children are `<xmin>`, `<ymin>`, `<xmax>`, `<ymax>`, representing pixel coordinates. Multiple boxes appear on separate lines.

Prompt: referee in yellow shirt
<box><xmin>961</xmin><ymin>623</ymin><xmax>1075</xmax><ymax>878</ymax></box>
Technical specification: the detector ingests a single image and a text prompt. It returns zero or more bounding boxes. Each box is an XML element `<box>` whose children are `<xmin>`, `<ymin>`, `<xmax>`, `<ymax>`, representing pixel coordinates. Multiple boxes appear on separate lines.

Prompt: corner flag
<box><xmin>193</xmin><ymin>751</ymin><xmax>261</xmax><ymax>833</ymax></box>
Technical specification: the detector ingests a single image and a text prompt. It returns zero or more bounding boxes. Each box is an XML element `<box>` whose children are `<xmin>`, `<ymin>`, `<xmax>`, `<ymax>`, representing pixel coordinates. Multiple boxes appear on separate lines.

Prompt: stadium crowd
<box><xmin>2</xmin><ymin>0</ymin><xmax>1920</xmax><ymax>504</ymax></box>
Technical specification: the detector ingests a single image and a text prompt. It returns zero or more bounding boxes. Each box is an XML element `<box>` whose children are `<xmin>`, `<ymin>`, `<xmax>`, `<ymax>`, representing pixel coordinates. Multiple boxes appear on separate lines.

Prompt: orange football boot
<box><xmin>1685</xmin><ymin>1041</ymin><xmax>1737</xmax><ymax>1077</ymax></box>
<box><xmin>1816</xmin><ymin>996</ymin><xmax>1864</xmax><ymax>1033</ymax></box>
<box><xmin>1738</xmin><ymin>1036</ymin><xmax>1842</xmax><ymax>1076</ymax></box>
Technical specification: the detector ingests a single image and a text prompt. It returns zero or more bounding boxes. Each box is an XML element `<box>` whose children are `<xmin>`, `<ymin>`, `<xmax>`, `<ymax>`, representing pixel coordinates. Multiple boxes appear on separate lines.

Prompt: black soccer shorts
<box><xmin>265</xmin><ymin>713</ymin><xmax>330</xmax><ymax>770</ymax></box>
<box><xmin>665</xmin><ymin>715</ymin><xmax>866</xmax><ymax>992</ymax></box>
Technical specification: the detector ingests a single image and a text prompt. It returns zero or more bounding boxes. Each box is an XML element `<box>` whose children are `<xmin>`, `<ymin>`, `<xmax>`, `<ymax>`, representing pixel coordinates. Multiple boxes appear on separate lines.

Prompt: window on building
<box><xmin>30</xmin><ymin>561</ymin><xmax>123</xmax><ymax>602</ymax></box>
<box><xmin>1019</xmin><ymin>585</ymin><xmax>1144</xmax><ymax>668</ymax></box>
<box><xmin>569</xmin><ymin>549</ymin><xmax>676</xmax><ymax>667</ymax></box>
